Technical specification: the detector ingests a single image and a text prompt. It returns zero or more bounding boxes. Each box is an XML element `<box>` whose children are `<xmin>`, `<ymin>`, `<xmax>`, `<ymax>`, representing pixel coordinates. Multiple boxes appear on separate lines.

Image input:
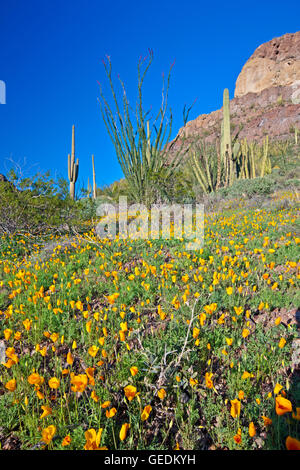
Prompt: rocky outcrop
<box><xmin>235</xmin><ymin>31</ymin><xmax>300</xmax><ymax>97</ymax></box>
<box><xmin>170</xmin><ymin>32</ymin><xmax>300</xmax><ymax>154</ymax></box>
<box><xmin>0</xmin><ymin>174</ymin><xmax>8</xmax><ymax>182</ymax></box>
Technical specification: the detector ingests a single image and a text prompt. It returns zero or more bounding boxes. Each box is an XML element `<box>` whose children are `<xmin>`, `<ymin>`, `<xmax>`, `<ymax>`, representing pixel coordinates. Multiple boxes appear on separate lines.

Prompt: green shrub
<box><xmin>218</xmin><ymin>177</ymin><xmax>273</xmax><ymax>198</ymax></box>
<box><xmin>0</xmin><ymin>170</ymin><xmax>82</xmax><ymax>235</ymax></box>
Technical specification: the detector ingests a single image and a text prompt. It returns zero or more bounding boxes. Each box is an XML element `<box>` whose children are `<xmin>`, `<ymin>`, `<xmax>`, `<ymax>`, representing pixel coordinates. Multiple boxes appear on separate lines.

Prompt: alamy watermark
<box><xmin>96</xmin><ymin>197</ymin><xmax>204</xmax><ymax>251</ymax></box>
<box><xmin>0</xmin><ymin>80</ymin><xmax>6</xmax><ymax>104</ymax></box>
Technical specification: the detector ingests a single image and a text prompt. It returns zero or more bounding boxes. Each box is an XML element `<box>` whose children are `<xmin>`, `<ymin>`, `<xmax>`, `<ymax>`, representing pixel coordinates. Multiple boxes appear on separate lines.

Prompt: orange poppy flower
<box><xmin>286</xmin><ymin>436</ymin><xmax>300</xmax><ymax>450</ymax></box>
<box><xmin>275</xmin><ymin>396</ymin><xmax>292</xmax><ymax>416</ymax></box>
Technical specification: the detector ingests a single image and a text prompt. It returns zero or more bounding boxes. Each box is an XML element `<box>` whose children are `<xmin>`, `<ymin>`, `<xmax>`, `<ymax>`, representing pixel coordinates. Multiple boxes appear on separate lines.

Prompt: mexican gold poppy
<box><xmin>67</xmin><ymin>351</ymin><xmax>74</xmax><ymax>365</ymax></box>
<box><xmin>274</xmin><ymin>383</ymin><xmax>283</xmax><ymax>395</ymax></box>
<box><xmin>84</xmin><ymin>428</ymin><xmax>103</xmax><ymax>450</ymax></box>
<box><xmin>205</xmin><ymin>372</ymin><xmax>213</xmax><ymax>389</ymax></box>
<box><xmin>286</xmin><ymin>436</ymin><xmax>300</xmax><ymax>450</ymax></box>
<box><xmin>5</xmin><ymin>378</ymin><xmax>16</xmax><ymax>392</ymax></box>
<box><xmin>275</xmin><ymin>396</ymin><xmax>292</xmax><ymax>416</ymax></box>
<box><xmin>130</xmin><ymin>366</ymin><xmax>138</xmax><ymax>376</ymax></box>
<box><xmin>242</xmin><ymin>329</ymin><xmax>250</xmax><ymax>339</ymax></box>
<box><xmin>157</xmin><ymin>388</ymin><xmax>166</xmax><ymax>400</ymax></box>
<box><xmin>292</xmin><ymin>408</ymin><xmax>300</xmax><ymax>421</ymax></box>
<box><xmin>278</xmin><ymin>338</ymin><xmax>286</xmax><ymax>349</ymax></box>
<box><xmin>88</xmin><ymin>345</ymin><xmax>99</xmax><ymax>357</ymax></box>
<box><xmin>48</xmin><ymin>377</ymin><xmax>60</xmax><ymax>389</ymax></box>
<box><xmin>28</xmin><ymin>373</ymin><xmax>44</xmax><ymax>386</ymax></box>
<box><xmin>70</xmin><ymin>373</ymin><xmax>88</xmax><ymax>393</ymax></box>
<box><xmin>62</xmin><ymin>435</ymin><xmax>71</xmax><ymax>447</ymax></box>
<box><xmin>106</xmin><ymin>407</ymin><xmax>117</xmax><ymax>418</ymax></box>
<box><xmin>141</xmin><ymin>405</ymin><xmax>152</xmax><ymax>421</ymax></box>
<box><xmin>124</xmin><ymin>385</ymin><xmax>137</xmax><ymax>401</ymax></box>
<box><xmin>40</xmin><ymin>405</ymin><xmax>52</xmax><ymax>419</ymax></box>
<box><xmin>41</xmin><ymin>425</ymin><xmax>56</xmax><ymax>445</ymax></box>
<box><xmin>119</xmin><ymin>423</ymin><xmax>130</xmax><ymax>441</ymax></box>
<box><xmin>233</xmin><ymin>428</ymin><xmax>242</xmax><ymax>444</ymax></box>
<box><xmin>249</xmin><ymin>422</ymin><xmax>256</xmax><ymax>437</ymax></box>
<box><xmin>230</xmin><ymin>399</ymin><xmax>241</xmax><ymax>418</ymax></box>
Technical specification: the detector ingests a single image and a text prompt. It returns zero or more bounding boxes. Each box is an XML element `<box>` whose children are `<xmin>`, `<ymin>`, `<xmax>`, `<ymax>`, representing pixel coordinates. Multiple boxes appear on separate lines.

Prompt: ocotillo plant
<box><xmin>92</xmin><ymin>154</ymin><xmax>96</xmax><ymax>199</ymax></box>
<box><xmin>98</xmin><ymin>50</ymin><xmax>193</xmax><ymax>207</ymax></box>
<box><xmin>68</xmin><ymin>125</ymin><xmax>79</xmax><ymax>200</ymax></box>
<box><xmin>189</xmin><ymin>141</ymin><xmax>220</xmax><ymax>193</ymax></box>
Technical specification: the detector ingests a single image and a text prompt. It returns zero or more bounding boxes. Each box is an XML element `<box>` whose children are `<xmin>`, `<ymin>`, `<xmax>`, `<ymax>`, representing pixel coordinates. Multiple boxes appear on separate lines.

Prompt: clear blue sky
<box><xmin>0</xmin><ymin>0</ymin><xmax>299</xmax><ymax>189</ymax></box>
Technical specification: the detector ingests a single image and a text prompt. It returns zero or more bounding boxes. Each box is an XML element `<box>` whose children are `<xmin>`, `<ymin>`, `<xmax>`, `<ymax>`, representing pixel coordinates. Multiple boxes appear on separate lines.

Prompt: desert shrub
<box><xmin>217</xmin><ymin>176</ymin><xmax>273</xmax><ymax>198</ymax></box>
<box><xmin>77</xmin><ymin>197</ymin><xmax>97</xmax><ymax>220</ymax></box>
<box><xmin>0</xmin><ymin>170</ymin><xmax>82</xmax><ymax>235</ymax></box>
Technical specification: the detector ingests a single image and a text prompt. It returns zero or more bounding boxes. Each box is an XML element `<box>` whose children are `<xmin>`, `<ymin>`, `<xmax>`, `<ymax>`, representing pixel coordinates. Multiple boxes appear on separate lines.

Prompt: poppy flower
<box><xmin>278</xmin><ymin>338</ymin><xmax>286</xmax><ymax>349</ymax></box>
<box><xmin>70</xmin><ymin>373</ymin><xmax>88</xmax><ymax>393</ymax></box>
<box><xmin>5</xmin><ymin>378</ymin><xmax>16</xmax><ymax>392</ymax></box>
<box><xmin>141</xmin><ymin>405</ymin><xmax>152</xmax><ymax>421</ymax></box>
<box><xmin>67</xmin><ymin>351</ymin><xmax>74</xmax><ymax>365</ymax></box>
<box><xmin>106</xmin><ymin>407</ymin><xmax>117</xmax><ymax>418</ymax></box>
<box><xmin>40</xmin><ymin>405</ymin><xmax>52</xmax><ymax>419</ymax></box>
<box><xmin>119</xmin><ymin>423</ymin><xmax>130</xmax><ymax>441</ymax></box>
<box><xmin>274</xmin><ymin>383</ymin><xmax>283</xmax><ymax>395</ymax></box>
<box><xmin>233</xmin><ymin>428</ymin><xmax>242</xmax><ymax>444</ymax></box>
<box><xmin>275</xmin><ymin>396</ymin><xmax>292</xmax><ymax>415</ymax></box>
<box><xmin>130</xmin><ymin>366</ymin><xmax>138</xmax><ymax>377</ymax></box>
<box><xmin>124</xmin><ymin>385</ymin><xmax>137</xmax><ymax>401</ymax></box>
<box><xmin>88</xmin><ymin>345</ymin><xmax>99</xmax><ymax>357</ymax></box>
<box><xmin>205</xmin><ymin>373</ymin><xmax>213</xmax><ymax>389</ymax></box>
<box><xmin>157</xmin><ymin>389</ymin><xmax>166</xmax><ymax>400</ymax></box>
<box><xmin>62</xmin><ymin>435</ymin><xmax>71</xmax><ymax>447</ymax></box>
<box><xmin>286</xmin><ymin>436</ymin><xmax>300</xmax><ymax>450</ymax></box>
<box><xmin>85</xmin><ymin>368</ymin><xmax>95</xmax><ymax>386</ymax></box>
<box><xmin>28</xmin><ymin>373</ymin><xmax>44</xmax><ymax>386</ymax></box>
<box><xmin>84</xmin><ymin>428</ymin><xmax>103</xmax><ymax>450</ymax></box>
<box><xmin>48</xmin><ymin>377</ymin><xmax>60</xmax><ymax>389</ymax></box>
<box><xmin>230</xmin><ymin>399</ymin><xmax>241</xmax><ymax>418</ymax></box>
<box><xmin>292</xmin><ymin>408</ymin><xmax>300</xmax><ymax>421</ymax></box>
<box><xmin>23</xmin><ymin>318</ymin><xmax>32</xmax><ymax>331</ymax></box>
<box><xmin>4</xmin><ymin>329</ymin><xmax>12</xmax><ymax>340</ymax></box>
<box><xmin>242</xmin><ymin>371</ymin><xmax>252</xmax><ymax>380</ymax></box>
<box><xmin>249</xmin><ymin>422</ymin><xmax>256</xmax><ymax>437</ymax></box>
<box><xmin>41</xmin><ymin>425</ymin><xmax>56</xmax><ymax>445</ymax></box>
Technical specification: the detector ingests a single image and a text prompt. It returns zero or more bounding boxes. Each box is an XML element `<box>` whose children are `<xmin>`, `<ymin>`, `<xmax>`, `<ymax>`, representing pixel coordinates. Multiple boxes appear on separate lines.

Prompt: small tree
<box><xmin>0</xmin><ymin>170</ymin><xmax>82</xmax><ymax>235</ymax></box>
<box><xmin>98</xmin><ymin>50</ymin><xmax>193</xmax><ymax>207</ymax></box>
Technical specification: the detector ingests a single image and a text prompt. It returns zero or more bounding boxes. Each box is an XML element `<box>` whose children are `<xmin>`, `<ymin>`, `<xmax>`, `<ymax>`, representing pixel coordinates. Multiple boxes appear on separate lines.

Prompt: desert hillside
<box><xmin>170</xmin><ymin>31</ymin><xmax>300</xmax><ymax>153</ymax></box>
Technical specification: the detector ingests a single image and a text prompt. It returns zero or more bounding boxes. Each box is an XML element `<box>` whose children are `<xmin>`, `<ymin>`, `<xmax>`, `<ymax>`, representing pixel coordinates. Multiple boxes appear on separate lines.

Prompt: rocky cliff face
<box><xmin>171</xmin><ymin>31</ymin><xmax>300</xmax><ymax>154</ymax></box>
<box><xmin>235</xmin><ymin>31</ymin><xmax>300</xmax><ymax>97</ymax></box>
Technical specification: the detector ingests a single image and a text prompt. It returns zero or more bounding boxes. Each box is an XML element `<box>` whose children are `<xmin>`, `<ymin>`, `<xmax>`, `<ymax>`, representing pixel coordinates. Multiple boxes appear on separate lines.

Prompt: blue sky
<box><xmin>0</xmin><ymin>0</ymin><xmax>299</xmax><ymax>189</ymax></box>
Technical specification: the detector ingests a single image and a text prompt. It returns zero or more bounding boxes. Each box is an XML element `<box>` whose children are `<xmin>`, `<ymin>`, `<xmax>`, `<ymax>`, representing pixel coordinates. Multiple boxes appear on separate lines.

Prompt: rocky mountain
<box><xmin>171</xmin><ymin>31</ymin><xmax>300</xmax><ymax>154</ymax></box>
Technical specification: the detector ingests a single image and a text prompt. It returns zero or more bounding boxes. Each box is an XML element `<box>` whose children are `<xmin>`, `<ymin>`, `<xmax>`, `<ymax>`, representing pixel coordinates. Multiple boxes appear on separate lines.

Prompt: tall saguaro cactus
<box><xmin>220</xmin><ymin>88</ymin><xmax>234</xmax><ymax>186</ymax></box>
<box><xmin>92</xmin><ymin>154</ymin><xmax>96</xmax><ymax>199</ymax></box>
<box><xmin>221</xmin><ymin>89</ymin><xmax>232</xmax><ymax>161</ymax></box>
<box><xmin>68</xmin><ymin>125</ymin><xmax>79</xmax><ymax>200</ymax></box>
<box><xmin>260</xmin><ymin>135</ymin><xmax>269</xmax><ymax>177</ymax></box>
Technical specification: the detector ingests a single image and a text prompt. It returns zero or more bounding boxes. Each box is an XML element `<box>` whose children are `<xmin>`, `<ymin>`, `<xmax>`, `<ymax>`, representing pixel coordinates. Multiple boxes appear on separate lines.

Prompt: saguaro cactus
<box><xmin>92</xmin><ymin>154</ymin><xmax>96</xmax><ymax>199</ymax></box>
<box><xmin>220</xmin><ymin>88</ymin><xmax>236</xmax><ymax>186</ymax></box>
<box><xmin>87</xmin><ymin>177</ymin><xmax>92</xmax><ymax>198</ymax></box>
<box><xmin>260</xmin><ymin>135</ymin><xmax>269</xmax><ymax>177</ymax></box>
<box><xmin>68</xmin><ymin>125</ymin><xmax>79</xmax><ymax>200</ymax></box>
